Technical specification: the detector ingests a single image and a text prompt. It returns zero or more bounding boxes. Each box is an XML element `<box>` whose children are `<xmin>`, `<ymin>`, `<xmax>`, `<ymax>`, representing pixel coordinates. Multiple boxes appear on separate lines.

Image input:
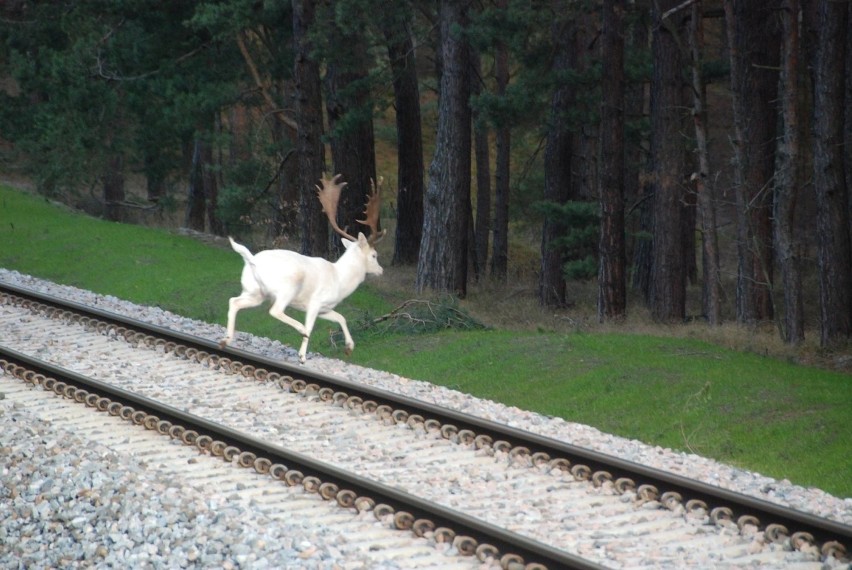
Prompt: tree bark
<box><xmin>597</xmin><ymin>0</ymin><xmax>627</xmax><ymax>321</ymax></box>
<box><xmin>847</xmin><ymin>0</ymin><xmax>852</xmax><ymax>217</ymax></box>
<box><xmin>415</xmin><ymin>0</ymin><xmax>471</xmax><ymax>297</ymax></box>
<box><xmin>184</xmin><ymin>132</ymin><xmax>222</xmax><ymax>234</ymax></box>
<box><xmin>724</xmin><ymin>0</ymin><xmax>780</xmax><ymax>324</ymax></box>
<box><xmin>539</xmin><ymin>6</ymin><xmax>574</xmax><ymax>308</ymax></box>
<box><xmin>774</xmin><ymin>0</ymin><xmax>804</xmax><ymax>344</ymax></box>
<box><xmin>688</xmin><ymin>1</ymin><xmax>722</xmax><ymax>326</ymax></box>
<box><xmin>569</xmin><ymin>9</ymin><xmax>599</xmax><ymax>204</ymax></box>
<box><xmin>143</xmin><ymin>151</ymin><xmax>166</xmax><ymax>203</ymax></box>
<box><xmin>812</xmin><ymin>0</ymin><xmax>852</xmax><ymax>346</ymax></box>
<box><xmin>628</xmin><ymin>13</ymin><xmax>653</xmax><ymax>303</ymax></box>
<box><xmin>490</xmin><ymin>0</ymin><xmax>511</xmax><ymax>282</ymax></box>
<box><xmin>470</xmin><ymin>49</ymin><xmax>491</xmax><ymax>281</ymax></box>
<box><xmin>270</xmin><ymin>111</ymin><xmax>301</xmax><ymax>242</ymax></box>
<box><xmin>185</xmin><ymin>137</ymin><xmax>206</xmax><ymax>232</ymax></box>
<box><xmin>204</xmin><ymin>117</ymin><xmax>224</xmax><ymax>236</ymax></box>
<box><xmin>325</xmin><ymin>17</ymin><xmax>377</xmax><ymax>255</ymax></box>
<box><xmin>292</xmin><ymin>0</ymin><xmax>328</xmax><ymax>257</ymax></box>
<box><xmin>650</xmin><ymin>0</ymin><xmax>687</xmax><ymax>322</ymax></box>
<box><xmin>383</xmin><ymin>10</ymin><xmax>424</xmax><ymax>265</ymax></box>
<box><xmin>103</xmin><ymin>153</ymin><xmax>125</xmax><ymax>223</ymax></box>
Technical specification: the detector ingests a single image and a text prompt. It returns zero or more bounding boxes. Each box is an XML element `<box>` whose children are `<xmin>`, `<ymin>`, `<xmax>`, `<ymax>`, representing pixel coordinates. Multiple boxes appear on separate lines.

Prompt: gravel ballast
<box><xmin>0</xmin><ymin>409</ymin><xmax>386</xmax><ymax>570</ymax></box>
<box><xmin>1</xmin><ymin>268</ymin><xmax>850</xmax><ymax>568</ymax></box>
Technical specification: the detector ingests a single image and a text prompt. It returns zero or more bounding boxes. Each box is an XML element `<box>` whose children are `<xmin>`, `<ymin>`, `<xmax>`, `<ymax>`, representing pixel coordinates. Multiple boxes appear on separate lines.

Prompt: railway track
<box><xmin>0</xmin><ymin>372</ymin><xmax>486</xmax><ymax>569</ymax></box>
<box><xmin>2</xmin><ymin>281</ymin><xmax>850</xmax><ymax>569</ymax></box>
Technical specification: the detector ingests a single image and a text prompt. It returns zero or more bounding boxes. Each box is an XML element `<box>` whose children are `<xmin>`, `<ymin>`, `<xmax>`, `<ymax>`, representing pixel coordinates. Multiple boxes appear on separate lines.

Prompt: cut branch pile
<box><xmin>353</xmin><ymin>298</ymin><xmax>487</xmax><ymax>337</ymax></box>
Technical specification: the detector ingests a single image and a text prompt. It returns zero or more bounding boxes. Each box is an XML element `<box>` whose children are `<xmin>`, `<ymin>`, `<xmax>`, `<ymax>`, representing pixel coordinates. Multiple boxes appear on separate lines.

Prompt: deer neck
<box><xmin>333</xmin><ymin>247</ymin><xmax>367</xmax><ymax>295</ymax></box>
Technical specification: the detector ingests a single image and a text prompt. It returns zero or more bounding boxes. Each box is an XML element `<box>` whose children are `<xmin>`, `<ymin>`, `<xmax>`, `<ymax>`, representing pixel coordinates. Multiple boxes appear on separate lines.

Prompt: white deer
<box><xmin>220</xmin><ymin>174</ymin><xmax>386</xmax><ymax>364</ymax></box>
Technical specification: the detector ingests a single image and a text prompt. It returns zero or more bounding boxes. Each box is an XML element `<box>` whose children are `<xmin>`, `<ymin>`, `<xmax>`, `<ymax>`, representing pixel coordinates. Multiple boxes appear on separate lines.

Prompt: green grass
<box><xmin>1</xmin><ymin>184</ymin><xmax>850</xmax><ymax>498</ymax></box>
<box><xmin>359</xmin><ymin>329</ymin><xmax>850</xmax><ymax>494</ymax></box>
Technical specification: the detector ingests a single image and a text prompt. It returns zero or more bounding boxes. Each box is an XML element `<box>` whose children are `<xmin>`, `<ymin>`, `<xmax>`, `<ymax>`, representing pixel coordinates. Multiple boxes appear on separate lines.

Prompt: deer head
<box><xmin>316</xmin><ymin>173</ymin><xmax>387</xmax><ymax>245</ymax></box>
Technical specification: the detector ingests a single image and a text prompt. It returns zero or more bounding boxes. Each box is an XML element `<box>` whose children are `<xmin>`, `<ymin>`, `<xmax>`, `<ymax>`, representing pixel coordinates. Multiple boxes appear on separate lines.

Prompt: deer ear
<box><xmin>357</xmin><ymin>232</ymin><xmax>368</xmax><ymax>246</ymax></box>
<box><xmin>341</xmin><ymin>237</ymin><xmax>355</xmax><ymax>249</ymax></box>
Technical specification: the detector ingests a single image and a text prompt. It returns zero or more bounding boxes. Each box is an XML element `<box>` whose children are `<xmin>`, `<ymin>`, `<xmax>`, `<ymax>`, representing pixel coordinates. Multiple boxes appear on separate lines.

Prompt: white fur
<box><xmin>220</xmin><ymin>234</ymin><xmax>383</xmax><ymax>363</ymax></box>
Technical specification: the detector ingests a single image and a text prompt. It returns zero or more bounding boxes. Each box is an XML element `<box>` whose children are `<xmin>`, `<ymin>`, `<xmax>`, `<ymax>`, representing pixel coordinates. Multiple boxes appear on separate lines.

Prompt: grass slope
<box><xmin>1</xmin><ymin>184</ymin><xmax>850</xmax><ymax>498</ymax></box>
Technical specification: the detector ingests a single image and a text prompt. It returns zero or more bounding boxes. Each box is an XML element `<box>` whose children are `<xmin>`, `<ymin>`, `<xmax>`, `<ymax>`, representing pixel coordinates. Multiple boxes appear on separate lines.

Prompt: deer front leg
<box><xmin>297</xmin><ymin>305</ymin><xmax>322</xmax><ymax>364</ymax></box>
<box><xmin>319</xmin><ymin>309</ymin><xmax>354</xmax><ymax>355</ymax></box>
<box><xmin>267</xmin><ymin>299</ymin><xmax>312</xmax><ymax>363</ymax></box>
<box><xmin>297</xmin><ymin>335</ymin><xmax>310</xmax><ymax>364</ymax></box>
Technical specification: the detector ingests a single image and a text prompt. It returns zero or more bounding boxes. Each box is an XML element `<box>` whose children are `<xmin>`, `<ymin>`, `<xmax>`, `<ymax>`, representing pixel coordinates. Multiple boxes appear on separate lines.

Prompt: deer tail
<box><xmin>228</xmin><ymin>237</ymin><xmax>256</xmax><ymax>266</ymax></box>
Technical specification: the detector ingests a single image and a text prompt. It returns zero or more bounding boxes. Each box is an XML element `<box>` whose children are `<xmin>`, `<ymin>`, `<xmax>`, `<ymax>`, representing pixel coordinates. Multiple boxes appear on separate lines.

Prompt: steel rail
<box><xmin>0</xmin><ymin>345</ymin><xmax>605</xmax><ymax>570</ymax></box>
<box><xmin>2</xmin><ymin>281</ymin><xmax>851</xmax><ymax>559</ymax></box>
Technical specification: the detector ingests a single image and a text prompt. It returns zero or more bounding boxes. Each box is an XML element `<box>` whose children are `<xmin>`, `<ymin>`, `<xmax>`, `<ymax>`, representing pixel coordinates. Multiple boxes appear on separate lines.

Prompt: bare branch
<box><xmin>236</xmin><ymin>31</ymin><xmax>298</xmax><ymax>132</ymax></box>
<box><xmin>662</xmin><ymin>0</ymin><xmax>700</xmax><ymax>21</ymax></box>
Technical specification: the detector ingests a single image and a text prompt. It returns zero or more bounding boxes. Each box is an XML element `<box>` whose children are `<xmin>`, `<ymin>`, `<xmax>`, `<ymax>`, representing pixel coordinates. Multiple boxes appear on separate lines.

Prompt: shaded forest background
<box><xmin>0</xmin><ymin>0</ymin><xmax>850</xmax><ymax>351</ymax></box>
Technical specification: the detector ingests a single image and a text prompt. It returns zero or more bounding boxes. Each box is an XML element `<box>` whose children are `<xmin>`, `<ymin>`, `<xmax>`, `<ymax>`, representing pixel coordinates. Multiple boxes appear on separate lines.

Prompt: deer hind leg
<box><xmin>220</xmin><ymin>291</ymin><xmax>265</xmax><ymax>348</ymax></box>
<box><xmin>318</xmin><ymin>309</ymin><xmax>354</xmax><ymax>355</ymax></box>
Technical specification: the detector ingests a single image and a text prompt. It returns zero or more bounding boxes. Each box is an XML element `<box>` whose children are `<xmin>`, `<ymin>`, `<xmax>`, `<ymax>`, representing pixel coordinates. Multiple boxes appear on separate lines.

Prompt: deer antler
<box><xmin>316</xmin><ymin>173</ymin><xmax>386</xmax><ymax>244</ymax></box>
<box><xmin>359</xmin><ymin>176</ymin><xmax>387</xmax><ymax>245</ymax></box>
<box><xmin>316</xmin><ymin>173</ymin><xmax>358</xmax><ymax>242</ymax></box>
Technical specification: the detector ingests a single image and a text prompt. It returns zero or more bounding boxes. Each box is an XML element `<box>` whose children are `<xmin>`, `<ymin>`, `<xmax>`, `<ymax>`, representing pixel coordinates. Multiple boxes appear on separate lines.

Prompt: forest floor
<box><xmin>371</xmin><ymin>260</ymin><xmax>852</xmax><ymax>375</ymax></box>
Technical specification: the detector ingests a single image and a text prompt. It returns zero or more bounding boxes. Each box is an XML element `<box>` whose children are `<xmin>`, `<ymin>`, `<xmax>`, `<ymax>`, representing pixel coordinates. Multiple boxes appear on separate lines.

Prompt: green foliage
<box><xmin>624</xmin><ymin>25</ymin><xmax>652</xmax><ymax>84</ymax></box>
<box><xmin>217</xmin><ymin>183</ymin><xmax>257</xmax><ymax>232</ymax></box>
<box><xmin>0</xmin><ymin>0</ymin><xmax>246</xmax><ymax>202</ymax></box>
<box><xmin>564</xmin><ymin>255</ymin><xmax>597</xmax><ymax>281</ymax></box>
<box><xmin>0</xmin><ymin>0</ymin><xmax>612</xmax><ymax>247</ymax></box>
<box><xmin>467</xmin><ymin>1</ymin><xmax>598</xmax><ymax>133</ymax></box>
<box><xmin>535</xmin><ymin>200</ymin><xmax>600</xmax><ymax>280</ymax></box>
<box><xmin>216</xmin><ymin>141</ymin><xmax>288</xmax><ymax>235</ymax></box>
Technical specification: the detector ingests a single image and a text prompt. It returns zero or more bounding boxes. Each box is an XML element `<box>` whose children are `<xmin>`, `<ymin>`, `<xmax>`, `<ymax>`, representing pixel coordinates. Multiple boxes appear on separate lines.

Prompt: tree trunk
<box><xmin>103</xmin><ymin>153</ymin><xmax>125</xmax><ymax>223</ymax></box>
<box><xmin>688</xmin><ymin>2</ymin><xmax>722</xmax><ymax>326</ymax></box>
<box><xmin>631</xmin><ymin>184</ymin><xmax>654</xmax><ymax>303</ymax></box>
<box><xmin>539</xmin><ymin>6</ymin><xmax>574</xmax><ymax>308</ymax></box>
<box><xmin>292</xmin><ymin>0</ymin><xmax>328</xmax><ymax>257</ymax></box>
<box><xmin>813</xmin><ymin>0</ymin><xmax>852</xmax><ymax>346</ymax></box>
<box><xmin>650</xmin><ymin>0</ymin><xmax>687</xmax><ymax>322</ymax></box>
<box><xmin>325</xmin><ymin>20</ymin><xmax>377</xmax><ymax>255</ymax></box>
<box><xmin>570</xmin><ymin>10</ymin><xmax>599</xmax><ymax>203</ymax></box>
<box><xmin>597</xmin><ymin>0</ymin><xmax>627</xmax><ymax>321</ymax></box>
<box><xmin>470</xmin><ymin>49</ymin><xmax>491</xmax><ymax>281</ymax></box>
<box><xmin>184</xmin><ymin>132</ymin><xmax>222</xmax><ymax>234</ymax></box>
<box><xmin>383</xmin><ymin>10</ymin><xmax>424</xmax><ymax>265</ymax></box>
<box><xmin>628</xmin><ymin>13</ymin><xmax>652</xmax><ymax>303</ymax></box>
<box><xmin>847</xmin><ymin>1</ymin><xmax>852</xmax><ymax>214</ymax></box>
<box><xmin>270</xmin><ymin>114</ymin><xmax>300</xmax><ymax>243</ymax></box>
<box><xmin>415</xmin><ymin>0</ymin><xmax>471</xmax><ymax>297</ymax></box>
<box><xmin>724</xmin><ymin>0</ymin><xmax>780</xmax><ymax>324</ymax></box>
<box><xmin>774</xmin><ymin>0</ymin><xmax>804</xmax><ymax>344</ymax></box>
<box><xmin>203</xmin><ymin>118</ymin><xmax>224</xmax><ymax>236</ymax></box>
<box><xmin>185</xmin><ymin>137</ymin><xmax>206</xmax><ymax>231</ymax></box>
<box><xmin>143</xmin><ymin>151</ymin><xmax>166</xmax><ymax>203</ymax></box>
<box><xmin>681</xmin><ymin>165</ymin><xmax>697</xmax><ymax>286</ymax></box>
<box><xmin>490</xmin><ymin>0</ymin><xmax>510</xmax><ymax>282</ymax></box>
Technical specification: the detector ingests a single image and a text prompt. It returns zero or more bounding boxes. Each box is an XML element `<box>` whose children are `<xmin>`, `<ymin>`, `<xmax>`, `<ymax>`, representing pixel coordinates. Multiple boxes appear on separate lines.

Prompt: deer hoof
<box><xmin>218</xmin><ymin>338</ymin><xmax>229</xmax><ymax>349</ymax></box>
